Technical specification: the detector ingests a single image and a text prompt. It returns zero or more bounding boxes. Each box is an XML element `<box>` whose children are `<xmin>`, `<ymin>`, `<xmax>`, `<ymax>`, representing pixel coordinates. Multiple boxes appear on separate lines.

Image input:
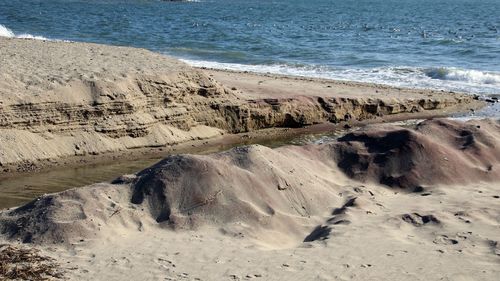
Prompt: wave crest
<box><xmin>0</xmin><ymin>24</ymin><xmax>15</xmax><ymax>37</ymax></box>
<box><xmin>180</xmin><ymin>59</ymin><xmax>500</xmax><ymax>96</ymax></box>
<box><xmin>0</xmin><ymin>24</ymin><xmax>49</xmax><ymax>40</ymax></box>
<box><xmin>424</xmin><ymin>67</ymin><xmax>500</xmax><ymax>85</ymax></box>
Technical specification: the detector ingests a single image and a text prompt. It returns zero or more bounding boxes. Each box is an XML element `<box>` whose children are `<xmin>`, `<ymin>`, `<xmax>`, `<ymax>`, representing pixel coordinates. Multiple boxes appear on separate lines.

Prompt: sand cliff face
<box><xmin>0</xmin><ymin>38</ymin><xmax>483</xmax><ymax>173</ymax></box>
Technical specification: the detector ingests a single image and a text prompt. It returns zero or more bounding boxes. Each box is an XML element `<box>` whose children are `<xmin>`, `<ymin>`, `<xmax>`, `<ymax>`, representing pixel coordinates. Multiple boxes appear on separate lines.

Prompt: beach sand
<box><xmin>1</xmin><ymin>118</ymin><xmax>499</xmax><ymax>280</ymax></box>
<box><xmin>0</xmin><ymin>37</ymin><xmax>498</xmax><ymax>281</ymax></box>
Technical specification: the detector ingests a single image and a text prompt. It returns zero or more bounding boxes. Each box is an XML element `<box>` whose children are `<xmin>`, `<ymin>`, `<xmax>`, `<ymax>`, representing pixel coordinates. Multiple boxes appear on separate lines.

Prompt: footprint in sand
<box><xmin>156</xmin><ymin>257</ymin><xmax>176</xmax><ymax>270</ymax></box>
<box><xmin>401</xmin><ymin>213</ymin><xmax>440</xmax><ymax>226</ymax></box>
<box><xmin>433</xmin><ymin>235</ymin><xmax>459</xmax><ymax>245</ymax></box>
<box><xmin>487</xmin><ymin>240</ymin><xmax>500</xmax><ymax>256</ymax></box>
<box><xmin>454</xmin><ymin>211</ymin><xmax>472</xmax><ymax>224</ymax></box>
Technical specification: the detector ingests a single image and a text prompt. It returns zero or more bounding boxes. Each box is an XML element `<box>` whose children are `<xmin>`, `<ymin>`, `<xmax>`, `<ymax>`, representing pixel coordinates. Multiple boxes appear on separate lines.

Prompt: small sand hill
<box><xmin>333</xmin><ymin>118</ymin><xmax>500</xmax><ymax>191</ymax></box>
<box><xmin>0</xmin><ymin>119</ymin><xmax>498</xmax><ymax>246</ymax></box>
<box><xmin>0</xmin><ymin>145</ymin><xmax>350</xmax><ymax>246</ymax></box>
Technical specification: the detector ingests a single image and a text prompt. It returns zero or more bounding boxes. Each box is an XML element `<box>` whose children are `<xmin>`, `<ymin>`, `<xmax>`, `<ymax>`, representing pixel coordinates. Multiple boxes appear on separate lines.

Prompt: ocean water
<box><xmin>0</xmin><ymin>0</ymin><xmax>499</xmax><ymax>115</ymax></box>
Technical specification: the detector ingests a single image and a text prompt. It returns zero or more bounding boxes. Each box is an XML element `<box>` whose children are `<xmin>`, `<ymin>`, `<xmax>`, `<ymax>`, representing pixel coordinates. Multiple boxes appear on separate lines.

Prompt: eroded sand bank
<box><xmin>0</xmin><ymin>37</ymin><xmax>484</xmax><ymax>174</ymax></box>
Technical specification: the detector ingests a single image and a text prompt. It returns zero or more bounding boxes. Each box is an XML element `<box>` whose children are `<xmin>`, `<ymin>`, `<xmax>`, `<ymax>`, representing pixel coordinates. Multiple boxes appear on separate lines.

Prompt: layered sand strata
<box><xmin>0</xmin><ymin>37</ymin><xmax>484</xmax><ymax>174</ymax></box>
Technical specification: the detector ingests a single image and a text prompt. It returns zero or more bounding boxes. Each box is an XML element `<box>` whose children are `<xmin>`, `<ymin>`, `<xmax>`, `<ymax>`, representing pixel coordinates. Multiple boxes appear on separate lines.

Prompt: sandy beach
<box><xmin>0</xmin><ymin>37</ymin><xmax>498</xmax><ymax>281</ymax></box>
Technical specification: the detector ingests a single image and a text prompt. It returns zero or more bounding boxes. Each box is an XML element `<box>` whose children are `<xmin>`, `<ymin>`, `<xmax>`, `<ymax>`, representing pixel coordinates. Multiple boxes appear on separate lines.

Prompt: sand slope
<box><xmin>0</xmin><ymin>119</ymin><xmax>499</xmax><ymax>280</ymax></box>
<box><xmin>334</xmin><ymin>118</ymin><xmax>500</xmax><ymax>190</ymax></box>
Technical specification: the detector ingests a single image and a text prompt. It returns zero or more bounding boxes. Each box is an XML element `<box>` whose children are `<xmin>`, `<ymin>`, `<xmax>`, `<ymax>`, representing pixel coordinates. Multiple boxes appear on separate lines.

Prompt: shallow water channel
<box><xmin>0</xmin><ymin>114</ymin><xmax>476</xmax><ymax>209</ymax></box>
<box><xmin>0</xmin><ymin>128</ymin><xmax>353</xmax><ymax>209</ymax></box>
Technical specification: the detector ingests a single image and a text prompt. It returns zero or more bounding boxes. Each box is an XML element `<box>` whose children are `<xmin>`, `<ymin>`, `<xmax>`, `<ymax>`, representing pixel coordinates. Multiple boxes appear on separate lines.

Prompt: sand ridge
<box><xmin>1</xmin><ymin>119</ymin><xmax>498</xmax><ymax>243</ymax></box>
<box><xmin>334</xmin><ymin>118</ymin><xmax>500</xmax><ymax>190</ymax></box>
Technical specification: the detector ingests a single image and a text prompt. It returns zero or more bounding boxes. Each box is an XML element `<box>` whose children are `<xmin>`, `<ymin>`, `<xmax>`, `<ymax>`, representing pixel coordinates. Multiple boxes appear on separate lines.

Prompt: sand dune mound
<box><xmin>0</xmin><ymin>119</ymin><xmax>498</xmax><ymax>245</ymax></box>
<box><xmin>0</xmin><ymin>183</ymin><xmax>139</xmax><ymax>244</ymax></box>
<box><xmin>0</xmin><ymin>145</ymin><xmax>348</xmax><ymax>245</ymax></box>
<box><xmin>127</xmin><ymin>145</ymin><xmax>351</xmax><ymax>240</ymax></box>
<box><xmin>332</xmin><ymin>118</ymin><xmax>500</xmax><ymax>191</ymax></box>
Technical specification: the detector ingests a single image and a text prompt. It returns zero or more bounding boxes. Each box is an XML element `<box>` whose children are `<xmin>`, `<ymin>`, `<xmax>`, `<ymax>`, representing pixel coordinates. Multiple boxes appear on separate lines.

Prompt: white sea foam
<box><xmin>181</xmin><ymin>59</ymin><xmax>500</xmax><ymax>95</ymax></box>
<box><xmin>424</xmin><ymin>67</ymin><xmax>500</xmax><ymax>85</ymax></box>
<box><xmin>0</xmin><ymin>24</ymin><xmax>49</xmax><ymax>40</ymax></box>
<box><xmin>17</xmin><ymin>33</ymin><xmax>51</xmax><ymax>40</ymax></box>
<box><xmin>0</xmin><ymin>24</ymin><xmax>15</xmax><ymax>37</ymax></box>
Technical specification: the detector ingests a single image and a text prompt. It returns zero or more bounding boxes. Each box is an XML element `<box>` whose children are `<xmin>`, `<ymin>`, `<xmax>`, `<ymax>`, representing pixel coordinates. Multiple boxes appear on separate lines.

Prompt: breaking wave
<box><xmin>181</xmin><ymin>59</ymin><xmax>500</xmax><ymax>96</ymax></box>
<box><xmin>424</xmin><ymin>67</ymin><xmax>500</xmax><ymax>85</ymax></box>
<box><xmin>0</xmin><ymin>24</ymin><xmax>49</xmax><ymax>40</ymax></box>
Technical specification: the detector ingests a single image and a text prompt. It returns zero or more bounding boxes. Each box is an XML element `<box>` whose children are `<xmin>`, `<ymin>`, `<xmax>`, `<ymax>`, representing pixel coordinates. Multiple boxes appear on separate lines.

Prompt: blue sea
<box><xmin>1</xmin><ymin>0</ymin><xmax>499</xmax><ymax>116</ymax></box>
